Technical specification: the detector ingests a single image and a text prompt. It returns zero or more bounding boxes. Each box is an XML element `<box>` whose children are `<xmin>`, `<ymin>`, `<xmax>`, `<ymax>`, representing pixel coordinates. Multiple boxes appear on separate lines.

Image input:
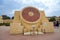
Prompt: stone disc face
<box><xmin>22</xmin><ymin>7</ymin><xmax>40</xmax><ymax>22</ymax></box>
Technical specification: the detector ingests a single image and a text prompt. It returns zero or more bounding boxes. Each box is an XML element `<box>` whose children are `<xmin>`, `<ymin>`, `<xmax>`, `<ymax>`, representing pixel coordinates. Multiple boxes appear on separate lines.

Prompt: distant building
<box><xmin>3</xmin><ymin>19</ymin><xmax>12</xmax><ymax>23</ymax></box>
<box><xmin>0</xmin><ymin>16</ymin><xmax>3</xmax><ymax>23</ymax></box>
<box><xmin>0</xmin><ymin>16</ymin><xmax>13</xmax><ymax>23</ymax></box>
<box><xmin>0</xmin><ymin>15</ymin><xmax>60</xmax><ymax>23</ymax></box>
<box><xmin>47</xmin><ymin>16</ymin><xmax>60</xmax><ymax>21</ymax></box>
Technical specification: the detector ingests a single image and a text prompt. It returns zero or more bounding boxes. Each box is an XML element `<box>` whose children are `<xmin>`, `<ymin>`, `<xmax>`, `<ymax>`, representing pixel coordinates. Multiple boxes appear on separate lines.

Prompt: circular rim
<box><xmin>20</xmin><ymin>7</ymin><xmax>40</xmax><ymax>23</ymax></box>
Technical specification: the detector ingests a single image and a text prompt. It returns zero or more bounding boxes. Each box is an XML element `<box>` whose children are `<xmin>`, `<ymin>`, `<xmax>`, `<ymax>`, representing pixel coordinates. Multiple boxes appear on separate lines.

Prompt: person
<box><xmin>54</xmin><ymin>21</ymin><xmax>56</xmax><ymax>26</ymax></box>
<box><xmin>56</xmin><ymin>21</ymin><xmax>59</xmax><ymax>27</ymax></box>
<box><xmin>54</xmin><ymin>20</ymin><xmax>59</xmax><ymax>27</ymax></box>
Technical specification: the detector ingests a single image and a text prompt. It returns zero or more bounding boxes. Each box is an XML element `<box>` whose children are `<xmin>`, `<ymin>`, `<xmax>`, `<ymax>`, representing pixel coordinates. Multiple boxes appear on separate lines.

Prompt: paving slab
<box><xmin>0</xmin><ymin>26</ymin><xmax>60</xmax><ymax>40</ymax></box>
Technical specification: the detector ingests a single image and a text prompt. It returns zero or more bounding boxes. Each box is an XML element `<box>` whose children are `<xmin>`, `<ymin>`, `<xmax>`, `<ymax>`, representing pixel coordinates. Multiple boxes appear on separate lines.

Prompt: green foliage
<box><xmin>59</xmin><ymin>21</ymin><xmax>60</xmax><ymax>24</ymax></box>
<box><xmin>12</xmin><ymin>16</ymin><xmax>14</xmax><ymax>19</ymax></box>
<box><xmin>49</xmin><ymin>17</ymin><xmax>56</xmax><ymax>22</ymax></box>
<box><xmin>2</xmin><ymin>15</ymin><xmax>10</xmax><ymax>20</ymax></box>
<box><xmin>0</xmin><ymin>23</ymin><xmax>10</xmax><ymax>26</ymax></box>
<box><xmin>0</xmin><ymin>23</ymin><xmax>3</xmax><ymax>26</ymax></box>
<box><xmin>58</xmin><ymin>18</ymin><xmax>60</xmax><ymax>24</ymax></box>
<box><xmin>3</xmin><ymin>23</ymin><xmax>10</xmax><ymax>26</ymax></box>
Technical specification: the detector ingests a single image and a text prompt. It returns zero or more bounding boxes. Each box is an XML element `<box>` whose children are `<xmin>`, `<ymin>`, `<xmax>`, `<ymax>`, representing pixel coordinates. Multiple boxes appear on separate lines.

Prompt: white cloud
<box><xmin>2</xmin><ymin>0</ymin><xmax>60</xmax><ymax>17</ymax></box>
<box><xmin>14</xmin><ymin>0</ymin><xmax>60</xmax><ymax>16</ymax></box>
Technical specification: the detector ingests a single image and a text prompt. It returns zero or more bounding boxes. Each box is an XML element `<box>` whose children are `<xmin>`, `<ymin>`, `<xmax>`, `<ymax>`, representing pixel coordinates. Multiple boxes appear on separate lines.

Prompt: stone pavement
<box><xmin>0</xmin><ymin>26</ymin><xmax>60</xmax><ymax>40</ymax></box>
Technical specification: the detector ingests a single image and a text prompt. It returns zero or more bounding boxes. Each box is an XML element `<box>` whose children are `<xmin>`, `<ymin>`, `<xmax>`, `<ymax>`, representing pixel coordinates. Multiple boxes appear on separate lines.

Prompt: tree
<box><xmin>2</xmin><ymin>15</ymin><xmax>10</xmax><ymax>20</ymax></box>
<box><xmin>12</xmin><ymin>16</ymin><xmax>14</xmax><ymax>19</ymax></box>
<box><xmin>58</xmin><ymin>16</ymin><xmax>60</xmax><ymax>24</ymax></box>
<box><xmin>49</xmin><ymin>17</ymin><xmax>56</xmax><ymax>22</ymax></box>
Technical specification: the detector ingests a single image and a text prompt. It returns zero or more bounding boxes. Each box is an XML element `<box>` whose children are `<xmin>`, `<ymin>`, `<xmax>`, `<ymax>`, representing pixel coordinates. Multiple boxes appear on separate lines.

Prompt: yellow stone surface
<box><xmin>42</xmin><ymin>22</ymin><xmax>54</xmax><ymax>32</ymax></box>
<box><xmin>10</xmin><ymin>7</ymin><xmax>54</xmax><ymax>34</ymax></box>
<box><xmin>0</xmin><ymin>16</ymin><xmax>3</xmax><ymax>23</ymax></box>
<box><xmin>13</xmin><ymin>11</ymin><xmax>21</xmax><ymax>23</ymax></box>
<box><xmin>10</xmin><ymin>23</ymin><xmax>23</xmax><ymax>34</ymax></box>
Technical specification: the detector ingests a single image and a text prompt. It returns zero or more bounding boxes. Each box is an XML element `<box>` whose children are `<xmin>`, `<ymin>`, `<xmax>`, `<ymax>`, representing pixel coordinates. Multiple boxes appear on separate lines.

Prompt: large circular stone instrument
<box><xmin>22</xmin><ymin>7</ymin><xmax>40</xmax><ymax>22</ymax></box>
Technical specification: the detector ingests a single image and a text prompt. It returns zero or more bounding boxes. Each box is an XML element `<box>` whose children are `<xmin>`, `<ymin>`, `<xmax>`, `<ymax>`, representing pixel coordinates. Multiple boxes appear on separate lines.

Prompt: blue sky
<box><xmin>0</xmin><ymin>0</ymin><xmax>60</xmax><ymax>17</ymax></box>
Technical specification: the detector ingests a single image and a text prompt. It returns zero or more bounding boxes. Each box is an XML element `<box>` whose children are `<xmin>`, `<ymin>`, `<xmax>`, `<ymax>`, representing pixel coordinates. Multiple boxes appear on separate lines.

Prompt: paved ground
<box><xmin>0</xmin><ymin>26</ymin><xmax>60</xmax><ymax>40</ymax></box>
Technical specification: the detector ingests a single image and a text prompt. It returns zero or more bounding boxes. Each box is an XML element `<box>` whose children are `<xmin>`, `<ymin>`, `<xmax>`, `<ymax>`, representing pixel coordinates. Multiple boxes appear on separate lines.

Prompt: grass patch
<box><xmin>0</xmin><ymin>23</ymin><xmax>10</xmax><ymax>26</ymax></box>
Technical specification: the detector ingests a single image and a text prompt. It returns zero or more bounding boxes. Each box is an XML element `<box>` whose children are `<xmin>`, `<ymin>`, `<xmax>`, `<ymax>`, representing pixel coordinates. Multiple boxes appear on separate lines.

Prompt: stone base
<box><xmin>42</xmin><ymin>22</ymin><xmax>54</xmax><ymax>33</ymax></box>
<box><xmin>10</xmin><ymin>22</ymin><xmax>54</xmax><ymax>34</ymax></box>
<box><xmin>10</xmin><ymin>23</ymin><xmax>24</xmax><ymax>34</ymax></box>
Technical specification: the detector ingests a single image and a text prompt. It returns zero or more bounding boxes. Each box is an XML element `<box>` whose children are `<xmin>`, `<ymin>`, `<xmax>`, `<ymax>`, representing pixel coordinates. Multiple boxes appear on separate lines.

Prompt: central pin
<box><xmin>28</xmin><ymin>12</ymin><xmax>34</xmax><ymax>16</ymax></box>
